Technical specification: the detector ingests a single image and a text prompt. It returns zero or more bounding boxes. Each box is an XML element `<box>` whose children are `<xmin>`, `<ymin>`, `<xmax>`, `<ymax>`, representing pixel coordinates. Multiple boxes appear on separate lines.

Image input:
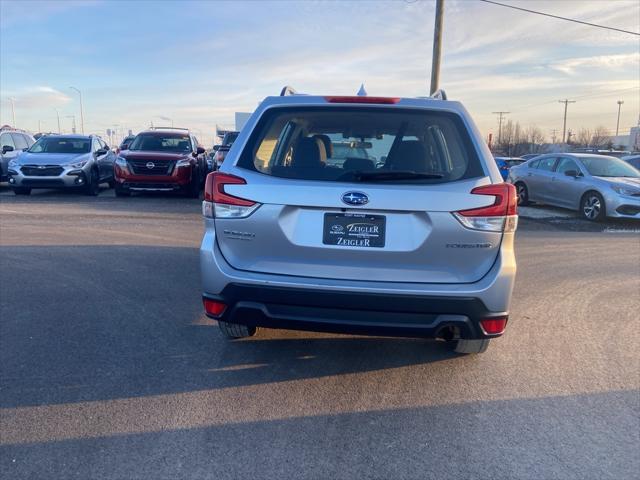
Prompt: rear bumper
<box><xmin>204</xmin><ymin>284</ymin><xmax>504</xmax><ymax>339</ymax></box>
<box><xmin>200</xmin><ymin>222</ymin><xmax>516</xmax><ymax>339</ymax></box>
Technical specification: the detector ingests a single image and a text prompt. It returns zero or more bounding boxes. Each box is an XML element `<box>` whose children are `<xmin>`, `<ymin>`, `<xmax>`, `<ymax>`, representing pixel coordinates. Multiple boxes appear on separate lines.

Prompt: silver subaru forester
<box><xmin>200</xmin><ymin>89</ymin><xmax>517</xmax><ymax>354</ymax></box>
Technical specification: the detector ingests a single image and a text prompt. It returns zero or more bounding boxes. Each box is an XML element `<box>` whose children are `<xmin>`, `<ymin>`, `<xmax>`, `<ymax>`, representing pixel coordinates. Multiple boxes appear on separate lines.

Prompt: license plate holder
<box><xmin>323</xmin><ymin>213</ymin><xmax>386</xmax><ymax>248</ymax></box>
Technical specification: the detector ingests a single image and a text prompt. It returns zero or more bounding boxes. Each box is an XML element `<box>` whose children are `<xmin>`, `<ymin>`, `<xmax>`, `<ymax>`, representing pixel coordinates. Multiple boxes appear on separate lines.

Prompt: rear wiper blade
<box><xmin>345</xmin><ymin>170</ymin><xmax>444</xmax><ymax>181</ymax></box>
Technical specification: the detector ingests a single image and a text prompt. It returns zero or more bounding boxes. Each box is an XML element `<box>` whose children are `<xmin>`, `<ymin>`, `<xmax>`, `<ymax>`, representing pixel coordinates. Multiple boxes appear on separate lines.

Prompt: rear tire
<box><xmin>108</xmin><ymin>178</ymin><xmax>116</xmax><ymax>188</ymax></box>
<box><xmin>453</xmin><ymin>338</ymin><xmax>490</xmax><ymax>354</ymax></box>
<box><xmin>515</xmin><ymin>182</ymin><xmax>529</xmax><ymax>206</ymax></box>
<box><xmin>13</xmin><ymin>187</ymin><xmax>31</xmax><ymax>195</ymax></box>
<box><xmin>580</xmin><ymin>191</ymin><xmax>606</xmax><ymax>222</ymax></box>
<box><xmin>218</xmin><ymin>321</ymin><xmax>257</xmax><ymax>339</ymax></box>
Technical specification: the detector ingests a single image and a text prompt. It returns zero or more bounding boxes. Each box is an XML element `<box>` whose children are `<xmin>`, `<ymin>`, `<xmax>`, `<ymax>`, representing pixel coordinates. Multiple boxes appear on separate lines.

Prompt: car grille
<box><xmin>21</xmin><ymin>165</ymin><xmax>64</xmax><ymax>177</ymax></box>
<box><xmin>128</xmin><ymin>159</ymin><xmax>175</xmax><ymax>175</ymax></box>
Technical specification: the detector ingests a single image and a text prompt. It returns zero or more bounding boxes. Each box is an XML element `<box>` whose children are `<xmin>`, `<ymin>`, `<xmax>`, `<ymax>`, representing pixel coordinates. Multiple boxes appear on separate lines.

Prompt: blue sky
<box><xmin>1</xmin><ymin>0</ymin><xmax>638</xmax><ymax>146</ymax></box>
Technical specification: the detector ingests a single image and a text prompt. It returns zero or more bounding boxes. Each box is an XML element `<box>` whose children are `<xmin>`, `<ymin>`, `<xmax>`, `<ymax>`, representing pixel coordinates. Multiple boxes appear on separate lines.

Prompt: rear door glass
<box><xmin>239</xmin><ymin>107</ymin><xmax>483</xmax><ymax>184</ymax></box>
<box><xmin>535</xmin><ymin>157</ymin><xmax>557</xmax><ymax>171</ymax></box>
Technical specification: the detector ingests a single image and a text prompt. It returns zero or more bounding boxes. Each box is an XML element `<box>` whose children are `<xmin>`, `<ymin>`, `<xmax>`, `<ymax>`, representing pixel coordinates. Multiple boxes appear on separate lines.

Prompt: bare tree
<box><xmin>575</xmin><ymin>128</ymin><xmax>592</xmax><ymax>148</ymax></box>
<box><xmin>525</xmin><ymin>125</ymin><xmax>545</xmax><ymax>151</ymax></box>
<box><xmin>590</xmin><ymin>126</ymin><xmax>610</xmax><ymax>148</ymax></box>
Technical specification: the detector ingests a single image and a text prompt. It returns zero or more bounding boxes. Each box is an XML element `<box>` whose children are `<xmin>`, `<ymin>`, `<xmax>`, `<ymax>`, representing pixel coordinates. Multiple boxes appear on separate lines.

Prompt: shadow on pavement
<box><xmin>0</xmin><ymin>245</ymin><xmax>454</xmax><ymax>409</ymax></box>
<box><xmin>1</xmin><ymin>390</ymin><xmax>636</xmax><ymax>480</ymax></box>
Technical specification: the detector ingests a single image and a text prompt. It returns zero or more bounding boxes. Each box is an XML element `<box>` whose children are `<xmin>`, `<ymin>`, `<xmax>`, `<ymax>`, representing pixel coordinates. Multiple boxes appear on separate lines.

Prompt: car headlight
<box><xmin>65</xmin><ymin>159</ymin><xmax>89</xmax><ymax>169</ymax></box>
<box><xmin>176</xmin><ymin>159</ymin><xmax>192</xmax><ymax>167</ymax></box>
<box><xmin>115</xmin><ymin>156</ymin><xmax>128</xmax><ymax>167</ymax></box>
<box><xmin>611</xmin><ymin>185</ymin><xmax>640</xmax><ymax>196</ymax></box>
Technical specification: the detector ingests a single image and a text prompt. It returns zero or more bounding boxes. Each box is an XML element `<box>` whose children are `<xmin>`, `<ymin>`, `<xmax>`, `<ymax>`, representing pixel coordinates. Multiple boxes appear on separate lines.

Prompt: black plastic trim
<box><xmin>203</xmin><ymin>283</ymin><xmax>498</xmax><ymax>339</ymax></box>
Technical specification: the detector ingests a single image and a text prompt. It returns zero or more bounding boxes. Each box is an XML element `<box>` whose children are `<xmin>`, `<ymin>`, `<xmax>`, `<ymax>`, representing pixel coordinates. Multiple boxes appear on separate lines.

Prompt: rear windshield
<box><xmin>28</xmin><ymin>137</ymin><xmax>91</xmax><ymax>154</ymax></box>
<box><xmin>238</xmin><ymin>107</ymin><xmax>483</xmax><ymax>183</ymax></box>
<box><xmin>223</xmin><ymin>132</ymin><xmax>239</xmax><ymax>146</ymax></box>
<box><xmin>129</xmin><ymin>133</ymin><xmax>192</xmax><ymax>153</ymax></box>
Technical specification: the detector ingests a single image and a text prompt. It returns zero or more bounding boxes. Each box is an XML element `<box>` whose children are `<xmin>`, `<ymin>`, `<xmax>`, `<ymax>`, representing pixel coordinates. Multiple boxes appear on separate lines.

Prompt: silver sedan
<box><xmin>508</xmin><ymin>153</ymin><xmax>640</xmax><ymax>221</ymax></box>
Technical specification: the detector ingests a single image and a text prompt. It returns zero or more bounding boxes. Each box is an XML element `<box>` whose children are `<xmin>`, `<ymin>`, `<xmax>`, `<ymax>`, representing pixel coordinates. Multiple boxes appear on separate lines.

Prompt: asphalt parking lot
<box><xmin>1</xmin><ymin>185</ymin><xmax>639</xmax><ymax>480</ymax></box>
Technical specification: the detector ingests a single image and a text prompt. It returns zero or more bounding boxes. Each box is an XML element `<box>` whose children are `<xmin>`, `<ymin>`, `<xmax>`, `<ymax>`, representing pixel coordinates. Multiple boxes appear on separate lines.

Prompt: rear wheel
<box><xmin>580</xmin><ymin>191</ymin><xmax>605</xmax><ymax>222</ymax></box>
<box><xmin>218</xmin><ymin>320</ymin><xmax>257</xmax><ymax>339</ymax></box>
<box><xmin>453</xmin><ymin>338</ymin><xmax>490</xmax><ymax>354</ymax></box>
<box><xmin>85</xmin><ymin>168</ymin><xmax>100</xmax><ymax>196</ymax></box>
<box><xmin>13</xmin><ymin>187</ymin><xmax>31</xmax><ymax>195</ymax></box>
<box><xmin>108</xmin><ymin>178</ymin><xmax>116</xmax><ymax>188</ymax></box>
<box><xmin>515</xmin><ymin>182</ymin><xmax>529</xmax><ymax>206</ymax></box>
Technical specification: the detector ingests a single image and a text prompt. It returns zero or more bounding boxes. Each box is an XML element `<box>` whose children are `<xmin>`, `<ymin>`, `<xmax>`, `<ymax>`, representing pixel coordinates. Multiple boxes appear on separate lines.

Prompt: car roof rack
<box><xmin>148</xmin><ymin>126</ymin><xmax>189</xmax><ymax>131</ymax></box>
<box><xmin>431</xmin><ymin>89</ymin><xmax>448</xmax><ymax>100</ymax></box>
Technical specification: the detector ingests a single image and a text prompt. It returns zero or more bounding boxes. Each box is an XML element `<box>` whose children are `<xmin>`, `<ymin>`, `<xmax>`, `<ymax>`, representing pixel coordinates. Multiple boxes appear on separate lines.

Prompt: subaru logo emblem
<box><xmin>146</xmin><ymin>162</ymin><xmax>155</xmax><ymax>169</ymax></box>
<box><xmin>341</xmin><ymin>191</ymin><xmax>369</xmax><ymax>206</ymax></box>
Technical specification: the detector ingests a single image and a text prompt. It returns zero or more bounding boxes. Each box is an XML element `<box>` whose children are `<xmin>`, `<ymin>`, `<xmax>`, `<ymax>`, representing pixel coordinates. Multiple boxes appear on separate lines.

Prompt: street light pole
<box><xmin>54</xmin><ymin>109</ymin><xmax>61</xmax><ymax>133</ymax></box>
<box><xmin>8</xmin><ymin>97</ymin><xmax>16</xmax><ymax>127</ymax></box>
<box><xmin>615</xmin><ymin>100</ymin><xmax>624</xmax><ymax>138</ymax></box>
<box><xmin>66</xmin><ymin>115</ymin><xmax>76</xmax><ymax>134</ymax></box>
<box><xmin>69</xmin><ymin>87</ymin><xmax>85</xmax><ymax>134</ymax></box>
<box><xmin>429</xmin><ymin>0</ymin><xmax>445</xmax><ymax>95</ymax></box>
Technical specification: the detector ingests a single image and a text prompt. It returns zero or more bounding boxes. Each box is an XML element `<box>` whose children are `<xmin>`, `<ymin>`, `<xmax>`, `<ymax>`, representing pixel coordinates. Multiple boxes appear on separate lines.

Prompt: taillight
<box><xmin>324</xmin><ymin>96</ymin><xmax>400</xmax><ymax>104</ymax></box>
<box><xmin>480</xmin><ymin>316</ymin><xmax>508</xmax><ymax>335</ymax></box>
<box><xmin>453</xmin><ymin>183</ymin><xmax>518</xmax><ymax>232</ymax></box>
<box><xmin>203</xmin><ymin>298</ymin><xmax>226</xmax><ymax>317</ymax></box>
<box><xmin>202</xmin><ymin>172</ymin><xmax>259</xmax><ymax>219</ymax></box>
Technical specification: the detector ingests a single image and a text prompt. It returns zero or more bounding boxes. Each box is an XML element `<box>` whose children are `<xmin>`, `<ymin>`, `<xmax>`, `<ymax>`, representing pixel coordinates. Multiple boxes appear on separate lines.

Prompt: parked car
<box><xmin>520</xmin><ymin>153</ymin><xmax>541</xmax><ymax>161</ymax></box>
<box><xmin>200</xmin><ymin>89</ymin><xmax>518</xmax><ymax>354</ymax></box>
<box><xmin>114</xmin><ymin>128</ymin><xmax>206</xmax><ymax>197</ymax></box>
<box><xmin>621</xmin><ymin>154</ymin><xmax>640</xmax><ymax>170</ymax></box>
<box><xmin>1</xmin><ymin>128</ymin><xmax>35</xmax><ymax>181</ymax></box>
<box><xmin>211</xmin><ymin>131</ymin><xmax>239</xmax><ymax>170</ymax></box>
<box><xmin>6</xmin><ymin>134</ymin><xmax>115</xmax><ymax>195</ymax></box>
<box><xmin>508</xmin><ymin>153</ymin><xmax>640</xmax><ymax>221</ymax></box>
<box><xmin>115</xmin><ymin>135</ymin><xmax>136</xmax><ymax>155</ymax></box>
<box><xmin>494</xmin><ymin>156</ymin><xmax>525</xmax><ymax>181</ymax></box>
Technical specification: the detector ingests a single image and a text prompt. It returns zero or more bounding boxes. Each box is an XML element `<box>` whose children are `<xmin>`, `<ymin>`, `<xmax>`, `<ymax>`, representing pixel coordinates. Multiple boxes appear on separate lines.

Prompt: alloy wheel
<box><xmin>583</xmin><ymin>195</ymin><xmax>601</xmax><ymax>220</ymax></box>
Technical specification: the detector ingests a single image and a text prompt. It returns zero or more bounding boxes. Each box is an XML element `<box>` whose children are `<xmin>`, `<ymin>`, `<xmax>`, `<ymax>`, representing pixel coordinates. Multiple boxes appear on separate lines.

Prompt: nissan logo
<box><xmin>341</xmin><ymin>191</ymin><xmax>369</xmax><ymax>206</ymax></box>
<box><xmin>146</xmin><ymin>162</ymin><xmax>155</xmax><ymax>169</ymax></box>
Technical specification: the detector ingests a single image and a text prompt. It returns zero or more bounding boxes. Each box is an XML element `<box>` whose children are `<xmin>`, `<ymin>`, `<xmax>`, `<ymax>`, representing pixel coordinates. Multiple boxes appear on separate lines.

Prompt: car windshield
<box><xmin>28</xmin><ymin>137</ymin><xmax>91</xmax><ymax>154</ymax></box>
<box><xmin>579</xmin><ymin>156</ymin><xmax>640</xmax><ymax>178</ymax></box>
<box><xmin>240</xmin><ymin>107</ymin><xmax>483</xmax><ymax>184</ymax></box>
<box><xmin>129</xmin><ymin>133</ymin><xmax>192</xmax><ymax>152</ymax></box>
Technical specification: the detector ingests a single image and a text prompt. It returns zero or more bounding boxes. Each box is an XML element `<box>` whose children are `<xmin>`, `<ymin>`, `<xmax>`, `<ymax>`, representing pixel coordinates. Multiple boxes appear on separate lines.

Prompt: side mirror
<box><xmin>564</xmin><ymin>169</ymin><xmax>579</xmax><ymax>177</ymax></box>
<box><xmin>95</xmin><ymin>148</ymin><xmax>107</xmax><ymax>156</ymax></box>
<box><xmin>196</xmin><ymin>146</ymin><xmax>205</xmax><ymax>155</ymax></box>
<box><xmin>121</xmin><ymin>144</ymin><xmax>130</xmax><ymax>151</ymax></box>
<box><xmin>2</xmin><ymin>145</ymin><xmax>14</xmax><ymax>154</ymax></box>
<box><xmin>213</xmin><ymin>145</ymin><xmax>221</xmax><ymax>152</ymax></box>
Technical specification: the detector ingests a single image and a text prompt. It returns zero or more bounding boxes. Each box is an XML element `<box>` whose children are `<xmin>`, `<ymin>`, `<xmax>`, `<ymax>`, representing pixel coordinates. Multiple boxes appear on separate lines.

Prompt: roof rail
<box><xmin>280</xmin><ymin>85</ymin><xmax>298</xmax><ymax>96</ymax></box>
<box><xmin>431</xmin><ymin>89</ymin><xmax>448</xmax><ymax>100</ymax></box>
<box><xmin>149</xmin><ymin>126</ymin><xmax>189</xmax><ymax>131</ymax></box>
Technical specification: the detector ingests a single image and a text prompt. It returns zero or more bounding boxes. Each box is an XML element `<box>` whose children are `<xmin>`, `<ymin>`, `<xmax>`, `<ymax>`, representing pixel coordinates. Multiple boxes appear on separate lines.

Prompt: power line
<box><xmin>479</xmin><ymin>0</ymin><xmax>640</xmax><ymax>36</ymax></box>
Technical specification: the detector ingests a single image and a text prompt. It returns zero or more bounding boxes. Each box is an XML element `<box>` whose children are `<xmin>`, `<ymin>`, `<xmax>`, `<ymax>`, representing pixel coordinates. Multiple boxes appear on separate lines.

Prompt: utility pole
<box><xmin>69</xmin><ymin>87</ymin><xmax>85</xmax><ymax>134</ymax></box>
<box><xmin>429</xmin><ymin>0</ymin><xmax>445</xmax><ymax>95</ymax></box>
<box><xmin>66</xmin><ymin>115</ymin><xmax>76</xmax><ymax>134</ymax></box>
<box><xmin>567</xmin><ymin>129</ymin><xmax>573</xmax><ymax>145</ymax></box>
<box><xmin>38</xmin><ymin>120</ymin><xmax>44</xmax><ymax>132</ymax></box>
<box><xmin>550</xmin><ymin>129</ymin><xmax>558</xmax><ymax>144</ymax></box>
<box><xmin>492</xmin><ymin>111</ymin><xmax>510</xmax><ymax>145</ymax></box>
<box><xmin>8</xmin><ymin>97</ymin><xmax>16</xmax><ymax>127</ymax></box>
<box><xmin>615</xmin><ymin>100</ymin><xmax>624</xmax><ymax>137</ymax></box>
<box><xmin>54</xmin><ymin>108</ymin><xmax>61</xmax><ymax>133</ymax></box>
<box><xmin>558</xmin><ymin>99</ymin><xmax>576</xmax><ymax>143</ymax></box>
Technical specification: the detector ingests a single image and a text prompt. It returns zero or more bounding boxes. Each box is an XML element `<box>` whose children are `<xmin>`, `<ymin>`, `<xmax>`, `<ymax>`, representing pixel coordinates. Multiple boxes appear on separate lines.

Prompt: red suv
<box><xmin>114</xmin><ymin>128</ymin><xmax>206</xmax><ymax>197</ymax></box>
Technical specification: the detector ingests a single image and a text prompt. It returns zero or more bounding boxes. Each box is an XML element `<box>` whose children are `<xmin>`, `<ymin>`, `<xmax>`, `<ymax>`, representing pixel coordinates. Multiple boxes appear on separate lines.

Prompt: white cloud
<box><xmin>549</xmin><ymin>53</ymin><xmax>640</xmax><ymax>75</ymax></box>
<box><xmin>4</xmin><ymin>86</ymin><xmax>72</xmax><ymax>109</ymax></box>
